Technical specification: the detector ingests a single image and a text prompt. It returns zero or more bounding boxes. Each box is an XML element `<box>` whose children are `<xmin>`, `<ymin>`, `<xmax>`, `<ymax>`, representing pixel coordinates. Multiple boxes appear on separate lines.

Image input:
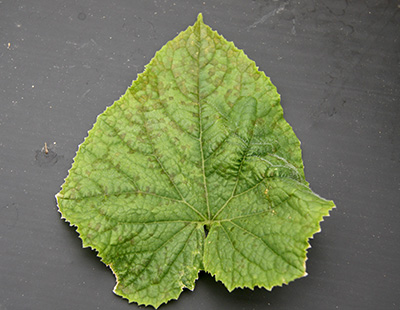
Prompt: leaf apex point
<box><xmin>196</xmin><ymin>13</ymin><xmax>204</xmax><ymax>23</ymax></box>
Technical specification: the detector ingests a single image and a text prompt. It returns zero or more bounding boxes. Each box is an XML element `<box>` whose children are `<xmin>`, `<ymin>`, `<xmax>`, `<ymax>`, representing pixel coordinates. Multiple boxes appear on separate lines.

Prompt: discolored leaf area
<box><xmin>56</xmin><ymin>14</ymin><xmax>335</xmax><ymax>308</ymax></box>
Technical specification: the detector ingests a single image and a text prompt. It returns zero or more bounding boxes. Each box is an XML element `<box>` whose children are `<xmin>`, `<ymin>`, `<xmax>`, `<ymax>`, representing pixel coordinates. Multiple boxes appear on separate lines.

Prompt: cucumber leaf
<box><xmin>56</xmin><ymin>14</ymin><xmax>334</xmax><ymax>308</ymax></box>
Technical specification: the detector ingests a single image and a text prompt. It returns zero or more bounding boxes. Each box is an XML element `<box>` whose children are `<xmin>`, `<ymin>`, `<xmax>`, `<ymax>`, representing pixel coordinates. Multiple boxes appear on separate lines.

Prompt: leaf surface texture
<box><xmin>57</xmin><ymin>14</ymin><xmax>335</xmax><ymax>308</ymax></box>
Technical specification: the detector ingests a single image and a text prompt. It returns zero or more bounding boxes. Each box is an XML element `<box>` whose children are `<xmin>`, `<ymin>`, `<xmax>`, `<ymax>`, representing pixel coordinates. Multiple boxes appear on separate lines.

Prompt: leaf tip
<box><xmin>196</xmin><ymin>12</ymin><xmax>204</xmax><ymax>24</ymax></box>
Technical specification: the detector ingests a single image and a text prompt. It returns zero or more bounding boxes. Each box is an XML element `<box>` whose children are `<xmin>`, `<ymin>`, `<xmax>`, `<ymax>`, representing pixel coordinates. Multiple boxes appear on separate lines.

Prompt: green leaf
<box><xmin>56</xmin><ymin>14</ymin><xmax>335</xmax><ymax>308</ymax></box>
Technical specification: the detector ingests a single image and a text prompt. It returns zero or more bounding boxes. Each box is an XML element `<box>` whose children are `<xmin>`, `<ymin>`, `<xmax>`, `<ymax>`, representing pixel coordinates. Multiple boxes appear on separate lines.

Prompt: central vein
<box><xmin>196</xmin><ymin>24</ymin><xmax>211</xmax><ymax>221</ymax></box>
<box><xmin>199</xmin><ymin>111</ymin><xmax>210</xmax><ymax>220</ymax></box>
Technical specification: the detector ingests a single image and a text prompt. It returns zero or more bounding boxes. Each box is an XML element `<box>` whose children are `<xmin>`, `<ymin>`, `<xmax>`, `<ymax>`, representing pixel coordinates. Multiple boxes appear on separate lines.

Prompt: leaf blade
<box><xmin>57</xmin><ymin>13</ymin><xmax>335</xmax><ymax>308</ymax></box>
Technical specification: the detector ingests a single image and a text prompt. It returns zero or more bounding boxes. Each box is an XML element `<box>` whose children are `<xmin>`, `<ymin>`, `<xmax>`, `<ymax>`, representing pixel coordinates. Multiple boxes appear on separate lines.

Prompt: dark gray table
<box><xmin>1</xmin><ymin>1</ymin><xmax>399</xmax><ymax>309</ymax></box>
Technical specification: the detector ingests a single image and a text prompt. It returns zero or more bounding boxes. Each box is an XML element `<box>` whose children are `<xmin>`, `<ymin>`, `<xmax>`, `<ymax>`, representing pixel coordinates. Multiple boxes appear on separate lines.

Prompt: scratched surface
<box><xmin>1</xmin><ymin>1</ymin><xmax>399</xmax><ymax>309</ymax></box>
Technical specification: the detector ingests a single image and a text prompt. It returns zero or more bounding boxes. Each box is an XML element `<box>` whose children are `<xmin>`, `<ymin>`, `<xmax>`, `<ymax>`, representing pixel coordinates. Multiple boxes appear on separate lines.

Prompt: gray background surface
<box><xmin>1</xmin><ymin>0</ymin><xmax>399</xmax><ymax>309</ymax></box>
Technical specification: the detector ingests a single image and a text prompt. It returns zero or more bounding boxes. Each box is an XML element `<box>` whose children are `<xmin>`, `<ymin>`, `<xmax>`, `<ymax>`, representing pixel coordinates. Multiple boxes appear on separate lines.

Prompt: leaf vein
<box><xmin>60</xmin><ymin>189</ymin><xmax>186</xmax><ymax>203</ymax></box>
<box><xmin>134</xmin><ymin>98</ymin><xmax>206</xmax><ymax>221</ymax></box>
<box><xmin>219</xmin><ymin>223</ymin><xmax>270</xmax><ymax>276</ymax></box>
<box><xmin>83</xmin><ymin>146</ymin><xmax>139</xmax><ymax>192</ymax></box>
<box><xmin>212</xmin><ymin>133</ymin><xmax>254</xmax><ymax>220</ymax></box>
<box><xmin>135</xmin><ymin>224</ymin><xmax>197</xmax><ymax>292</ymax></box>
<box><xmin>228</xmin><ymin>221</ymin><xmax>303</xmax><ymax>272</ymax></box>
<box><xmin>123</xmin><ymin>223</ymin><xmax>192</xmax><ymax>288</ymax></box>
<box><xmin>195</xmin><ymin>24</ymin><xmax>211</xmax><ymax>221</ymax></box>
